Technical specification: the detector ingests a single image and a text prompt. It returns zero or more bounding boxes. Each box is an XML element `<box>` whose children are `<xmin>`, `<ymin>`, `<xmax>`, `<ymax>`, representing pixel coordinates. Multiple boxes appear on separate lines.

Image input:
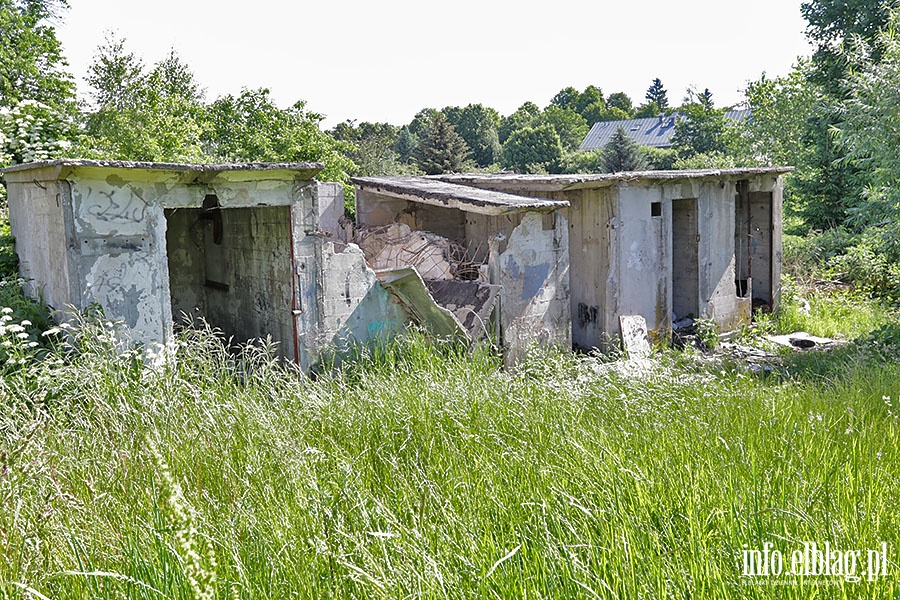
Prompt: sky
<box><xmin>54</xmin><ymin>0</ymin><xmax>815</xmax><ymax>129</ymax></box>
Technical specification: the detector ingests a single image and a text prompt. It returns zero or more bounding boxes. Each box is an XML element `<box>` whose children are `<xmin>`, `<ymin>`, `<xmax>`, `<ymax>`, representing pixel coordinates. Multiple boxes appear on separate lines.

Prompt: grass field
<box><xmin>1</xmin><ymin>282</ymin><xmax>899</xmax><ymax>598</ymax></box>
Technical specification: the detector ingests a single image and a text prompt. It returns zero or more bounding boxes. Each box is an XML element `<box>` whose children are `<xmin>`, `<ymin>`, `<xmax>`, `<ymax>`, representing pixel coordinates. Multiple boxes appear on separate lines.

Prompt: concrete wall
<box><xmin>317</xmin><ymin>242</ymin><xmax>412</xmax><ymax>355</ymax></box>
<box><xmin>69</xmin><ymin>178</ymin><xmax>173</xmax><ymax>346</ymax></box>
<box><xmin>7</xmin><ymin>180</ymin><xmax>72</xmax><ymax>311</ymax></box>
<box><xmin>695</xmin><ymin>180</ymin><xmax>750</xmax><ymax>331</ymax></box>
<box><xmin>611</xmin><ymin>185</ymin><xmax>670</xmax><ymax>338</ymax></box>
<box><xmin>493</xmin><ymin>211</ymin><xmax>571</xmax><ymax>363</ymax></box>
<box><xmin>317</xmin><ymin>182</ymin><xmax>346</xmax><ymax>241</ymax></box>
<box><xmin>164</xmin><ymin>208</ymin><xmax>206</xmax><ymax>322</ymax></box>
<box><xmin>355</xmin><ymin>189</ymin><xmax>408</xmax><ymax>227</ymax></box>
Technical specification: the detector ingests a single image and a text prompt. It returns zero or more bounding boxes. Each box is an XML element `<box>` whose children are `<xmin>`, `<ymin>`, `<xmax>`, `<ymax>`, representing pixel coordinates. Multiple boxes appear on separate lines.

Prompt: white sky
<box><xmin>55</xmin><ymin>0</ymin><xmax>814</xmax><ymax>128</ymax></box>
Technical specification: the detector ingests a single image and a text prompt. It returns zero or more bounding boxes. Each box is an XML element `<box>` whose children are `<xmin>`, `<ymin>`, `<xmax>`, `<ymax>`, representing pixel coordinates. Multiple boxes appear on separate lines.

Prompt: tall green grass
<box><xmin>1</xmin><ymin>300</ymin><xmax>899</xmax><ymax>598</ymax></box>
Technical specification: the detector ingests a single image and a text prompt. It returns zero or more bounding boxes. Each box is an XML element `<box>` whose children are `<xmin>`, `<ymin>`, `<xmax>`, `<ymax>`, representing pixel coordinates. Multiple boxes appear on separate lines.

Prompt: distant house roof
<box><xmin>578</xmin><ymin>108</ymin><xmax>752</xmax><ymax>152</ymax></box>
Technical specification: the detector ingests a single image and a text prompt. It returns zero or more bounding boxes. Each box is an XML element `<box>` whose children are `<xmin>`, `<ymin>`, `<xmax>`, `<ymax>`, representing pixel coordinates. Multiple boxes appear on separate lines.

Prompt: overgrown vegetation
<box><xmin>0</xmin><ymin>282</ymin><xmax>896</xmax><ymax>598</ymax></box>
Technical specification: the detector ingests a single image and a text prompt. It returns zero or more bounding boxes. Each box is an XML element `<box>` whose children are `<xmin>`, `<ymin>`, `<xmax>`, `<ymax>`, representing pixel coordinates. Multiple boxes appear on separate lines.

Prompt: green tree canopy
<box><xmin>671</xmin><ymin>87</ymin><xmax>730</xmax><ymax>159</ymax></box>
<box><xmin>574</xmin><ymin>85</ymin><xmax>605</xmax><ymax>116</ymax></box>
<box><xmin>205</xmin><ymin>88</ymin><xmax>354</xmax><ymax>183</ymax></box>
<box><xmin>536</xmin><ymin>105</ymin><xmax>589</xmax><ymax>152</ymax></box>
<box><xmin>499</xmin><ymin>101</ymin><xmax>540</xmax><ymax>143</ymax></box>
<box><xmin>0</xmin><ymin>0</ymin><xmax>74</xmax><ymax>110</ymax></box>
<box><xmin>394</xmin><ymin>126</ymin><xmax>418</xmax><ymax>165</ymax></box>
<box><xmin>836</xmin><ymin>7</ymin><xmax>900</xmax><ymax>228</ymax></box>
<box><xmin>443</xmin><ymin>103</ymin><xmax>501</xmax><ymax>167</ymax></box>
<box><xmin>76</xmin><ymin>40</ymin><xmax>207</xmax><ymax>162</ymax></box>
<box><xmin>606</xmin><ymin>92</ymin><xmax>634</xmax><ymax>115</ymax></box>
<box><xmin>550</xmin><ymin>86</ymin><xmax>580</xmax><ymax>111</ymax></box>
<box><xmin>501</xmin><ymin>124</ymin><xmax>563</xmax><ymax>174</ymax></box>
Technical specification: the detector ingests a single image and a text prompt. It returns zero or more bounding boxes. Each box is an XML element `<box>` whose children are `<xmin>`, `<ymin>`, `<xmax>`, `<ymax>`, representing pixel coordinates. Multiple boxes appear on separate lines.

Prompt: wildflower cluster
<box><xmin>0</xmin><ymin>100</ymin><xmax>73</xmax><ymax>165</ymax></box>
<box><xmin>0</xmin><ymin>305</ymin><xmax>47</xmax><ymax>369</ymax></box>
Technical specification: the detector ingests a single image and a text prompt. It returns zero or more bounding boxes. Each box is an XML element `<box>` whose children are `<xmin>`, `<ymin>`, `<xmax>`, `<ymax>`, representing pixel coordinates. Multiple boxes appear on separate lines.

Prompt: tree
<box><xmin>414</xmin><ymin>112</ymin><xmax>471</xmax><ymax>175</ymax></box>
<box><xmin>499</xmin><ymin>101</ymin><xmax>540</xmax><ymax>143</ymax></box>
<box><xmin>331</xmin><ymin>120</ymin><xmax>412</xmax><ymax>177</ymax></box>
<box><xmin>606</xmin><ymin>92</ymin><xmax>634</xmax><ymax>116</ymax></box>
<box><xmin>836</xmin><ymin>7</ymin><xmax>900</xmax><ymax>228</ymax></box>
<box><xmin>600</xmin><ymin>127</ymin><xmax>648</xmax><ymax>173</ymax></box>
<box><xmin>0</xmin><ymin>0</ymin><xmax>76</xmax><ymax>203</ymax></box>
<box><xmin>550</xmin><ymin>86</ymin><xmax>580</xmax><ymax>111</ymax></box>
<box><xmin>76</xmin><ymin>40</ymin><xmax>207</xmax><ymax>162</ymax></box>
<box><xmin>205</xmin><ymin>88</ymin><xmax>354</xmax><ymax>183</ymax></box>
<box><xmin>408</xmin><ymin>108</ymin><xmax>440</xmax><ymax>137</ymax></box>
<box><xmin>443</xmin><ymin>104</ymin><xmax>501</xmax><ymax>167</ymax></box>
<box><xmin>737</xmin><ymin>66</ymin><xmax>817</xmax><ymax>169</ymax></box>
<box><xmin>394</xmin><ymin>126</ymin><xmax>418</xmax><ymax>165</ymax></box>
<box><xmin>672</xmin><ymin>93</ymin><xmax>728</xmax><ymax>158</ymax></box>
<box><xmin>501</xmin><ymin>124</ymin><xmax>563</xmax><ymax>174</ymax></box>
<box><xmin>535</xmin><ymin>105</ymin><xmax>589</xmax><ymax>152</ymax></box>
<box><xmin>792</xmin><ymin>0</ymin><xmax>891</xmax><ymax>229</ymax></box>
<box><xmin>575</xmin><ymin>85</ymin><xmax>605</xmax><ymax>117</ymax></box>
<box><xmin>645</xmin><ymin>78</ymin><xmax>669</xmax><ymax>112</ymax></box>
<box><xmin>0</xmin><ymin>0</ymin><xmax>75</xmax><ymax>110</ymax></box>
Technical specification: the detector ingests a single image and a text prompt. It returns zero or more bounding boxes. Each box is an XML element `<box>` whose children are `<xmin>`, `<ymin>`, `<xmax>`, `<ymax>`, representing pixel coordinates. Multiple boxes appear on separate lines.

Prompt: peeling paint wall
<box><xmin>494</xmin><ymin>211</ymin><xmax>571</xmax><ymax>363</ymax></box>
<box><xmin>69</xmin><ymin>178</ymin><xmax>172</xmax><ymax>346</ymax></box>
<box><xmin>317</xmin><ymin>242</ymin><xmax>411</xmax><ymax>354</ymax></box>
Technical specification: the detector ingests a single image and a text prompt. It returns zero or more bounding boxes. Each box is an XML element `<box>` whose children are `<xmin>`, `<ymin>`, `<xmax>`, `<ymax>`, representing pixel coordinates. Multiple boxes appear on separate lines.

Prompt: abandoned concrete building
<box><xmin>0</xmin><ymin>160</ymin><xmax>571</xmax><ymax>367</ymax></box>
<box><xmin>2</xmin><ymin>160</ymin><xmax>789</xmax><ymax>364</ymax></box>
<box><xmin>426</xmin><ymin>168</ymin><xmax>791</xmax><ymax>349</ymax></box>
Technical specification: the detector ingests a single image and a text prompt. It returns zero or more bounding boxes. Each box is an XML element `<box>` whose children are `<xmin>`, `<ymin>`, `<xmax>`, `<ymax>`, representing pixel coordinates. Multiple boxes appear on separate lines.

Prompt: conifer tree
<box><xmin>601</xmin><ymin>127</ymin><xmax>648</xmax><ymax>173</ymax></box>
<box><xmin>645</xmin><ymin>78</ymin><xmax>669</xmax><ymax>113</ymax></box>
<box><xmin>414</xmin><ymin>113</ymin><xmax>471</xmax><ymax>174</ymax></box>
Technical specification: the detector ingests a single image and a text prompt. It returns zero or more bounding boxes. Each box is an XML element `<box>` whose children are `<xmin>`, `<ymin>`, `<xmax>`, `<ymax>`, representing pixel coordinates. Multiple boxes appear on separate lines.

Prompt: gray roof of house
<box><xmin>578</xmin><ymin>108</ymin><xmax>752</xmax><ymax>152</ymax></box>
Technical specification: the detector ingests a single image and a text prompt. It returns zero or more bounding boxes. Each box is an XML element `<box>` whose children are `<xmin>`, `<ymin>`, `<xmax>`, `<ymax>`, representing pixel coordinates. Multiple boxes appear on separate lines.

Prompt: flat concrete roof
<box><xmin>352</xmin><ymin>176</ymin><xmax>569</xmax><ymax>215</ymax></box>
<box><xmin>434</xmin><ymin>167</ymin><xmax>795</xmax><ymax>192</ymax></box>
<box><xmin>1</xmin><ymin>159</ymin><xmax>325</xmax><ymax>183</ymax></box>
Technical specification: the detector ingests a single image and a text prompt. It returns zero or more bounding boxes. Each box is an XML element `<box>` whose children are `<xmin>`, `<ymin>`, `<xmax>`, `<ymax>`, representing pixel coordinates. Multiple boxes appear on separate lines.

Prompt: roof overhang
<box><xmin>1</xmin><ymin>159</ymin><xmax>325</xmax><ymax>185</ymax></box>
<box><xmin>435</xmin><ymin>167</ymin><xmax>795</xmax><ymax>193</ymax></box>
<box><xmin>352</xmin><ymin>176</ymin><xmax>569</xmax><ymax>215</ymax></box>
